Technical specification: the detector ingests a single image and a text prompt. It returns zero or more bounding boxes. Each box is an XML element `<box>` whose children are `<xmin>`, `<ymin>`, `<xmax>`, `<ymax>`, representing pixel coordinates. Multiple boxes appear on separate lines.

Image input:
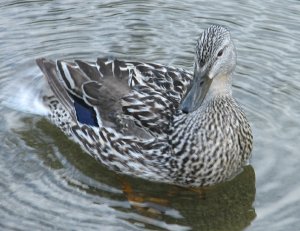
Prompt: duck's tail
<box><xmin>0</xmin><ymin>66</ymin><xmax>50</xmax><ymax>116</ymax></box>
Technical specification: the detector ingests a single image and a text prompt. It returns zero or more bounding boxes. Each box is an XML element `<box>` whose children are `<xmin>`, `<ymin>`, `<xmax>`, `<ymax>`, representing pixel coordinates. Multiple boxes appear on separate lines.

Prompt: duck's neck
<box><xmin>202</xmin><ymin>74</ymin><xmax>233</xmax><ymax>104</ymax></box>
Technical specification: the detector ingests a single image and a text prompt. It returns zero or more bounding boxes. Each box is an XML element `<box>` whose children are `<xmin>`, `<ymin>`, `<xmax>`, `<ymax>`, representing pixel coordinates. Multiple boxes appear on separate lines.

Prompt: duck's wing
<box><xmin>36</xmin><ymin>57</ymin><xmax>193</xmax><ymax>137</ymax></box>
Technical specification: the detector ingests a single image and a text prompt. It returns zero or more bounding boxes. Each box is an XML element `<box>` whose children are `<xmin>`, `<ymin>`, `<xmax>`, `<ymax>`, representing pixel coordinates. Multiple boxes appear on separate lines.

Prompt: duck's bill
<box><xmin>180</xmin><ymin>73</ymin><xmax>213</xmax><ymax>113</ymax></box>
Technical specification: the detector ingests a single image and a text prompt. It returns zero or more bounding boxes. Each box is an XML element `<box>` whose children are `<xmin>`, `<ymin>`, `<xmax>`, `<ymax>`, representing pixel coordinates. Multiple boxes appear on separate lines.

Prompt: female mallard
<box><xmin>36</xmin><ymin>25</ymin><xmax>252</xmax><ymax>187</ymax></box>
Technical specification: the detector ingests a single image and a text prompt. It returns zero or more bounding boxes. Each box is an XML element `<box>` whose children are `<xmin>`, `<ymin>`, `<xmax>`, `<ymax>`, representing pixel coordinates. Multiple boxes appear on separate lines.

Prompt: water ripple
<box><xmin>1</xmin><ymin>0</ymin><xmax>300</xmax><ymax>230</ymax></box>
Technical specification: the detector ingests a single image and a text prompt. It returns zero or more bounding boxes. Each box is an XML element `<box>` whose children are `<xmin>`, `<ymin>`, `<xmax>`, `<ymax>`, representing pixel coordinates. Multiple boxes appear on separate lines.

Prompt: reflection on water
<box><xmin>0</xmin><ymin>0</ymin><xmax>300</xmax><ymax>230</ymax></box>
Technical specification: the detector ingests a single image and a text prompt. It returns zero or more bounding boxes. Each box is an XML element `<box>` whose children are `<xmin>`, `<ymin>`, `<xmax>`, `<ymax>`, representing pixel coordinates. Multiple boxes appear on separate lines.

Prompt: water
<box><xmin>0</xmin><ymin>0</ymin><xmax>299</xmax><ymax>230</ymax></box>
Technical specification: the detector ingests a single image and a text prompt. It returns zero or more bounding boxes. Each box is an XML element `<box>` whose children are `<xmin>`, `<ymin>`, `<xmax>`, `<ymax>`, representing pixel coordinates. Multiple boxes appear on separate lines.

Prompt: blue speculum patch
<box><xmin>72</xmin><ymin>95</ymin><xmax>99</xmax><ymax>127</ymax></box>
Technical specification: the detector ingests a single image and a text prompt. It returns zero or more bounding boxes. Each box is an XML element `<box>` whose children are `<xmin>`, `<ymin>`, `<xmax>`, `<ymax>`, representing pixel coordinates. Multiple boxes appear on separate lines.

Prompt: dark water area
<box><xmin>0</xmin><ymin>1</ymin><xmax>300</xmax><ymax>230</ymax></box>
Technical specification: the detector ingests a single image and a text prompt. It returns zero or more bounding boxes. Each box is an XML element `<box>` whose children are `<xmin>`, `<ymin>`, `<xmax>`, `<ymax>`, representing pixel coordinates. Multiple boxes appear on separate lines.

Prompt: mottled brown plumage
<box><xmin>36</xmin><ymin>25</ymin><xmax>253</xmax><ymax>187</ymax></box>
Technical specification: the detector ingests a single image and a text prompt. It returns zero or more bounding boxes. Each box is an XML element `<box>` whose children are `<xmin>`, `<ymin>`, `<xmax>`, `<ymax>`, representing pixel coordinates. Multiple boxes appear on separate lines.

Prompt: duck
<box><xmin>36</xmin><ymin>25</ymin><xmax>253</xmax><ymax>187</ymax></box>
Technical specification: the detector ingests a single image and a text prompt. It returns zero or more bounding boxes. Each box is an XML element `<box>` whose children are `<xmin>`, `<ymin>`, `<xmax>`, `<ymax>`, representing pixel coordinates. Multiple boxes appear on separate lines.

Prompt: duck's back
<box><xmin>36</xmin><ymin>58</ymin><xmax>193</xmax><ymax>139</ymax></box>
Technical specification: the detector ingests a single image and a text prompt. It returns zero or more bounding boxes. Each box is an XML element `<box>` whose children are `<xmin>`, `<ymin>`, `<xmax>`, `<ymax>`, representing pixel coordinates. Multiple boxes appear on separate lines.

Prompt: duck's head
<box><xmin>181</xmin><ymin>25</ymin><xmax>237</xmax><ymax>113</ymax></box>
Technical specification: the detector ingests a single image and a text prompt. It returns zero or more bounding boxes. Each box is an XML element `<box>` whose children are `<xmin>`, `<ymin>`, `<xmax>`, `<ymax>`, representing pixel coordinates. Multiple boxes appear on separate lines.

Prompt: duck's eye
<box><xmin>217</xmin><ymin>49</ymin><xmax>223</xmax><ymax>57</ymax></box>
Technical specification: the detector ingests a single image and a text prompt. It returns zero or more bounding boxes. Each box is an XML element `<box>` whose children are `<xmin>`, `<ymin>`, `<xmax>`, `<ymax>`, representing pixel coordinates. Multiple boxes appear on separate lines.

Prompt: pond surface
<box><xmin>0</xmin><ymin>0</ymin><xmax>300</xmax><ymax>230</ymax></box>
